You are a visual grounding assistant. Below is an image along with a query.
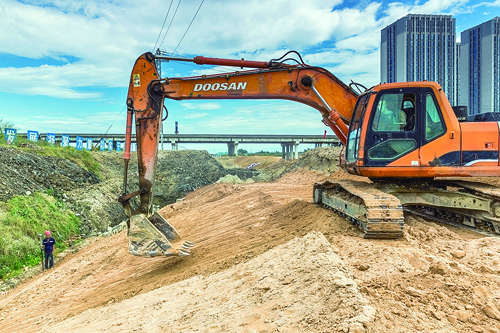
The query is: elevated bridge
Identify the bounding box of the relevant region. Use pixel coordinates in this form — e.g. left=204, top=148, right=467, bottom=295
left=17, top=133, right=340, bottom=159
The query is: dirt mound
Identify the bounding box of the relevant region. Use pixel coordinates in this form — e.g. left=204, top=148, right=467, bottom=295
left=296, top=146, right=342, bottom=173
left=3, top=166, right=500, bottom=333
left=218, top=146, right=344, bottom=182
left=0, top=146, right=100, bottom=201
left=39, top=232, right=374, bottom=333
left=153, top=150, right=226, bottom=207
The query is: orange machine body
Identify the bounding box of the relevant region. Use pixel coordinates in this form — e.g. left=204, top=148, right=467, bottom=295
left=344, top=81, right=500, bottom=178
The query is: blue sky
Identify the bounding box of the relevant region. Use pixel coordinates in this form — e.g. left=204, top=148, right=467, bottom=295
left=1, top=0, right=499, bottom=153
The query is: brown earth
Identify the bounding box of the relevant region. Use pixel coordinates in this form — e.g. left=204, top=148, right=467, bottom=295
left=1, top=147, right=500, bottom=332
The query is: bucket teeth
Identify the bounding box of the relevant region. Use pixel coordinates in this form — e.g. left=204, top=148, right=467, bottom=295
left=128, top=214, right=194, bottom=257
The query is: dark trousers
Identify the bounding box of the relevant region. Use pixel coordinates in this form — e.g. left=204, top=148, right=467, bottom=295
left=44, top=251, right=54, bottom=269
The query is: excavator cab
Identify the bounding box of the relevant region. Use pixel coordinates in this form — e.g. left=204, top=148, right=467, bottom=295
left=345, top=85, right=456, bottom=177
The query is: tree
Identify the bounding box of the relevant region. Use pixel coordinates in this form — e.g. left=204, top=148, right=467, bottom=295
left=0, top=119, right=16, bottom=141
left=237, top=148, right=248, bottom=156
left=0, top=118, right=15, bottom=133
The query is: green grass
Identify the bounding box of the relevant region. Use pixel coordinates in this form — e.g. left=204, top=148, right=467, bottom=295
left=0, top=192, right=80, bottom=279
left=33, top=145, right=100, bottom=176
left=247, top=151, right=282, bottom=157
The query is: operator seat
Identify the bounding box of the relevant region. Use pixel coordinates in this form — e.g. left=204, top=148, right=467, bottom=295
left=403, top=107, right=415, bottom=131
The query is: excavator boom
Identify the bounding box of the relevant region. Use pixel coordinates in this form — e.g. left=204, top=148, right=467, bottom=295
left=158, top=54, right=358, bottom=143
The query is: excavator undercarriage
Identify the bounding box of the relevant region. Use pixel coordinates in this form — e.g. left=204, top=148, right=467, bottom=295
left=313, top=179, right=500, bottom=239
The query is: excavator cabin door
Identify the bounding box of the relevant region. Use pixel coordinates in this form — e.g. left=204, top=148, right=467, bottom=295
left=362, top=88, right=422, bottom=167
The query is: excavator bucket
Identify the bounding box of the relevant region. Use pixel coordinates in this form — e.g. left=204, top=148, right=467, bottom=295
left=128, top=212, right=194, bottom=257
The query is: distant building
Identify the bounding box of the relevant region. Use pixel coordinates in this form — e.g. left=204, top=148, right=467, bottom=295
left=460, top=17, right=500, bottom=115
left=381, top=14, right=458, bottom=105
left=456, top=42, right=461, bottom=105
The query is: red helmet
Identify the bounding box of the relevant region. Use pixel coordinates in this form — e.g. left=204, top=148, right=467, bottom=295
left=45, top=230, right=51, bottom=236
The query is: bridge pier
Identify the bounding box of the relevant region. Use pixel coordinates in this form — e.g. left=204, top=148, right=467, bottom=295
left=171, top=140, right=178, bottom=151
left=281, top=143, right=297, bottom=160
left=281, top=142, right=300, bottom=160
left=228, top=141, right=239, bottom=156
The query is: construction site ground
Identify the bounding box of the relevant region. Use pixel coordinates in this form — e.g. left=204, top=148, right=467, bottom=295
left=1, top=147, right=500, bottom=332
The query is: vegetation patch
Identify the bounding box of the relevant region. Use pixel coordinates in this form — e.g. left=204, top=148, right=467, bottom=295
left=21, top=144, right=101, bottom=176
left=0, top=192, right=79, bottom=279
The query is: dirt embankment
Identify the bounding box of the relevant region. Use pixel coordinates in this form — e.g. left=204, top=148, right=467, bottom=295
left=1, top=146, right=500, bottom=333
left=0, top=147, right=240, bottom=235
left=0, top=146, right=100, bottom=202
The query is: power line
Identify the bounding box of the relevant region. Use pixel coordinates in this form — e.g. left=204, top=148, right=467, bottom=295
left=171, top=0, right=204, bottom=56
left=94, top=105, right=127, bottom=148
left=153, top=0, right=174, bottom=52
left=104, top=105, right=126, bottom=135
left=158, top=0, right=182, bottom=51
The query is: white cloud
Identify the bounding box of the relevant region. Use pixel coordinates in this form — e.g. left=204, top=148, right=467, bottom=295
left=0, top=63, right=121, bottom=98
left=0, top=0, right=478, bottom=105
left=180, top=112, right=210, bottom=119
left=193, top=102, right=221, bottom=110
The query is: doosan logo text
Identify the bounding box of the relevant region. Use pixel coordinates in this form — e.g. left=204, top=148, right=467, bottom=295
left=193, top=82, right=248, bottom=92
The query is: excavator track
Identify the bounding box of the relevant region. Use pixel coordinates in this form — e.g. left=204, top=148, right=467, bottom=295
left=314, top=179, right=500, bottom=239
left=313, top=180, right=405, bottom=239
left=405, top=206, right=500, bottom=238
left=393, top=180, right=500, bottom=236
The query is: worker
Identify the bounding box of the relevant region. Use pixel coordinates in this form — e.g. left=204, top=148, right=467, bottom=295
left=383, top=95, right=406, bottom=131
left=41, top=230, right=56, bottom=269
left=372, top=94, right=406, bottom=132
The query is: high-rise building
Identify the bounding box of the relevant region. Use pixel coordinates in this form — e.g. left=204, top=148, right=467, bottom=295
left=456, top=42, right=461, bottom=104
left=460, top=17, right=500, bottom=115
left=381, top=14, right=458, bottom=105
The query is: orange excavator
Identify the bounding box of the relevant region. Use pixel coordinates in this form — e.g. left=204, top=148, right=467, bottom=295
left=119, top=51, right=500, bottom=257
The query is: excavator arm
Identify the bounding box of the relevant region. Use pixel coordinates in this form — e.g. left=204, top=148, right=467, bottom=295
left=120, top=52, right=358, bottom=257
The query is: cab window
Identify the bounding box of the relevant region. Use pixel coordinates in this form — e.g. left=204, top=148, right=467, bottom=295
left=346, top=93, right=370, bottom=163
left=372, top=93, right=416, bottom=132
left=425, top=93, right=445, bottom=140
left=367, top=139, right=417, bottom=160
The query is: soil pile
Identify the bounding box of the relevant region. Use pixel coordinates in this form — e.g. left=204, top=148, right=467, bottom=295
left=153, top=150, right=226, bottom=207
left=296, top=146, right=342, bottom=173
left=0, top=147, right=233, bottom=234
left=38, top=232, right=375, bottom=333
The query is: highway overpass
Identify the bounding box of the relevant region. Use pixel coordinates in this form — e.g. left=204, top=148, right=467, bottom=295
left=16, top=133, right=340, bottom=159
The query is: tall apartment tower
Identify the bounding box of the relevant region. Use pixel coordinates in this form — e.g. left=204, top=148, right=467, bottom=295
left=381, top=14, right=458, bottom=105
left=460, top=17, right=500, bottom=115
